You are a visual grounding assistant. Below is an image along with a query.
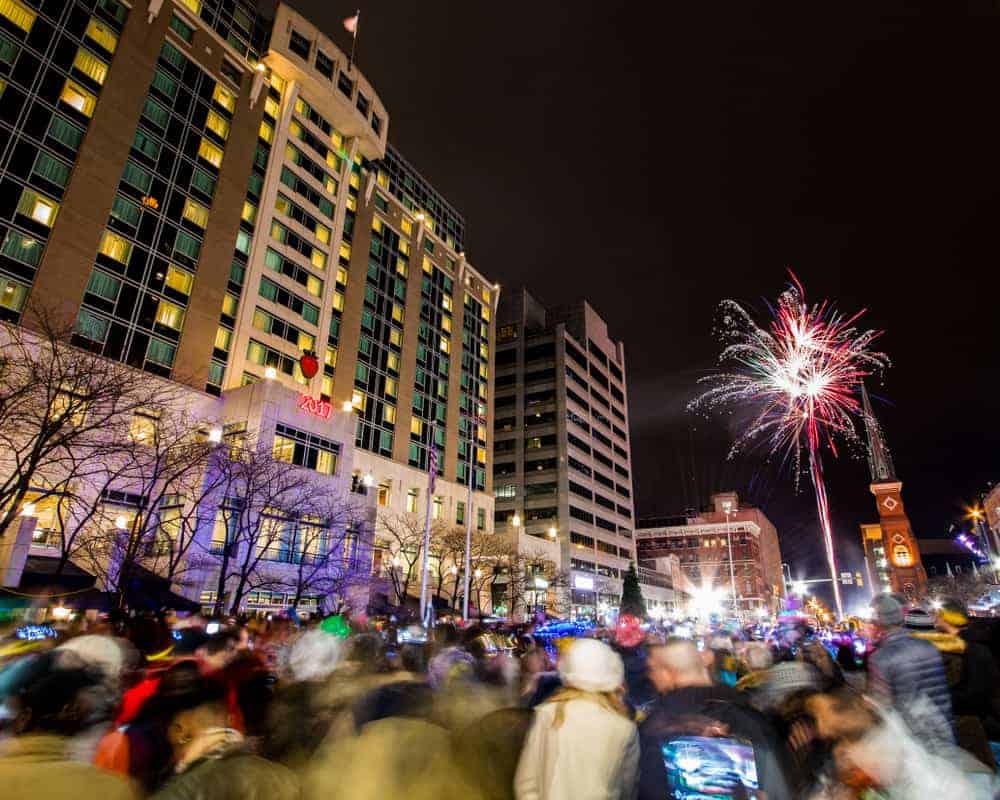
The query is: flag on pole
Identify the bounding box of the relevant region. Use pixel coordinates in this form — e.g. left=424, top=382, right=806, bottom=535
left=343, top=10, right=359, bottom=35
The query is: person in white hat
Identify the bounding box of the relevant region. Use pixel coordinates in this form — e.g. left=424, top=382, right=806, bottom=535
left=514, top=638, right=638, bottom=799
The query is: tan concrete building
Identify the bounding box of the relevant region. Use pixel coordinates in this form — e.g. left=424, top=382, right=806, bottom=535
left=494, top=289, right=676, bottom=619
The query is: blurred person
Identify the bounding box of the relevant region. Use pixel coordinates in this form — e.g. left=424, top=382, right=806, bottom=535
left=912, top=598, right=1000, bottom=769
left=150, top=680, right=297, bottom=800
left=807, top=688, right=994, bottom=800
left=614, top=614, right=657, bottom=710
left=519, top=646, right=559, bottom=707
left=514, top=638, right=638, bottom=800
left=867, top=593, right=954, bottom=750
left=0, top=654, right=136, bottom=800
left=457, top=706, right=534, bottom=800
left=639, top=638, right=794, bottom=800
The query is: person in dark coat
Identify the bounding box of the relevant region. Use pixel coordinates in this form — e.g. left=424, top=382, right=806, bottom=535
left=638, top=638, right=795, bottom=800
left=866, top=593, right=955, bottom=751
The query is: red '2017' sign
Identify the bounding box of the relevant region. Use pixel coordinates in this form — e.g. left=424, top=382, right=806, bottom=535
left=298, top=394, right=332, bottom=420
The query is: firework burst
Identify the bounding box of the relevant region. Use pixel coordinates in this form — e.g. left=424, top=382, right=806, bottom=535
left=691, top=273, right=889, bottom=618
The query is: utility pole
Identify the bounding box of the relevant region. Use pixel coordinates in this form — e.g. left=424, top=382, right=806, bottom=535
left=418, top=423, right=436, bottom=627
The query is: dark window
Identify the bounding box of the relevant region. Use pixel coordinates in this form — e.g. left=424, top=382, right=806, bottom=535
left=569, top=481, right=592, bottom=500
left=565, top=339, right=587, bottom=369
left=595, top=516, right=616, bottom=532
left=289, top=30, right=311, bottom=60
left=571, top=532, right=595, bottom=548
left=371, top=112, right=382, bottom=134
left=337, top=70, right=353, bottom=97
left=220, top=60, right=241, bottom=85
left=356, top=92, right=369, bottom=117
left=569, top=506, right=594, bottom=524
left=315, top=50, right=334, bottom=79
left=567, top=432, right=591, bottom=455
left=567, top=456, right=591, bottom=477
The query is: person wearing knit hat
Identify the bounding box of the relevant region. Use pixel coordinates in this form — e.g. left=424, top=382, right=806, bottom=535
left=867, top=592, right=955, bottom=752
left=515, top=639, right=638, bottom=799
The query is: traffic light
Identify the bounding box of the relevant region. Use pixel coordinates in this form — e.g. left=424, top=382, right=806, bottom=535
left=855, top=572, right=863, bottom=588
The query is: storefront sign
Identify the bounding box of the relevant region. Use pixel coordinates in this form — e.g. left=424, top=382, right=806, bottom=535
left=574, top=575, right=594, bottom=591
left=298, top=394, right=332, bottom=420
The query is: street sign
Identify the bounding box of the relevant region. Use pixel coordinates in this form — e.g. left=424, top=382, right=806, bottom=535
left=840, top=572, right=854, bottom=585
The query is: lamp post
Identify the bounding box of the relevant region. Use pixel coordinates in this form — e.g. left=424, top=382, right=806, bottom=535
left=722, top=500, right=740, bottom=623
left=461, top=407, right=485, bottom=621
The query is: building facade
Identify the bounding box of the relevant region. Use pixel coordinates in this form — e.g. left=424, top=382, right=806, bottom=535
left=493, top=289, right=674, bottom=619
left=858, top=385, right=926, bottom=600
left=636, top=492, right=784, bottom=614
left=0, top=0, right=496, bottom=610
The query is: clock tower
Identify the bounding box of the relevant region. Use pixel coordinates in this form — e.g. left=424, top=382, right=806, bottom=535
left=861, top=384, right=926, bottom=600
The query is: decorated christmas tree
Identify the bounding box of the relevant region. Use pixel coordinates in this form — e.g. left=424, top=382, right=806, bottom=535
left=619, top=561, right=647, bottom=618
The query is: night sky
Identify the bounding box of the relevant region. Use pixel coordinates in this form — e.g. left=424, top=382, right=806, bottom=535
left=285, top=1, right=999, bottom=610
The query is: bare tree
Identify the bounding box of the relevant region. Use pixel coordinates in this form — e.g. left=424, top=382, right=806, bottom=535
left=73, top=403, right=222, bottom=608
left=284, top=489, right=370, bottom=611
left=0, top=308, right=174, bottom=537
left=377, top=512, right=451, bottom=606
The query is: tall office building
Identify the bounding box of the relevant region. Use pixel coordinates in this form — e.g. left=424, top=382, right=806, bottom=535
left=0, top=2, right=497, bottom=514
left=494, top=289, right=674, bottom=618
left=0, top=1, right=496, bottom=607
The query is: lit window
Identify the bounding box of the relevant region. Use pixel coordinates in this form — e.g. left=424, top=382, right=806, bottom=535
left=60, top=80, right=97, bottom=116
left=401, top=218, right=413, bottom=236
left=0, top=0, right=36, bottom=32
left=311, top=248, right=326, bottom=269
left=336, top=266, right=348, bottom=285
left=0, top=270, right=25, bottom=309
left=197, top=138, right=224, bottom=168
left=351, top=390, right=366, bottom=410
left=182, top=198, right=209, bottom=228
left=442, top=295, right=453, bottom=312
left=332, top=291, right=345, bottom=312
left=399, top=240, right=410, bottom=256
left=432, top=496, right=443, bottom=520
left=387, top=352, right=399, bottom=372
left=212, top=84, right=236, bottom=113
left=411, top=418, right=423, bottom=436
left=165, top=264, right=193, bottom=295
left=73, top=48, right=108, bottom=85
left=396, top=258, right=408, bottom=277
left=264, top=96, right=280, bottom=118
left=258, top=120, right=274, bottom=143
left=85, top=18, right=118, bottom=54
left=241, top=201, right=257, bottom=224
left=179, top=0, right=202, bottom=14
left=205, top=110, right=230, bottom=140
left=378, top=484, right=390, bottom=506
left=155, top=300, right=185, bottom=330
left=98, top=230, right=132, bottom=263
left=441, top=317, right=451, bottom=333
left=476, top=447, right=487, bottom=464
left=130, top=410, right=159, bottom=444
left=324, top=347, right=337, bottom=367
left=422, top=256, right=432, bottom=275
left=222, top=292, right=238, bottom=316
left=315, top=224, right=331, bottom=244
left=383, top=404, right=396, bottom=424
left=214, top=327, right=231, bottom=351
left=440, top=337, right=450, bottom=354
left=390, top=328, right=402, bottom=347
left=391, top=304, right=403, bottom=323
left=339, top=241, right=352, bottom=262
left=385, top=377, right=397, bottom=398
left=406, top=489, right=419, bottom=514
left=17, top=189, right=59, bottom=227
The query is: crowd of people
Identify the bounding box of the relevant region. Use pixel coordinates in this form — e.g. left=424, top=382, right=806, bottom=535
left=0, top=591, right=999, bottom=799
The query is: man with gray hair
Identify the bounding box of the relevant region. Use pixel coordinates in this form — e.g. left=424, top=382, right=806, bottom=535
left=638, top=638, right=794, bottom=800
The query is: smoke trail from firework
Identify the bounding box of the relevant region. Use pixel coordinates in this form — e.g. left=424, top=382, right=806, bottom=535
left=691, top=274, right=888, bottom=619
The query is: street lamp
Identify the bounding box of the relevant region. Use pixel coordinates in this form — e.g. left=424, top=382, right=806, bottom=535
left=511, top=512, right=521, bottom=528
left=547, top=526, right=557, bottom=539
left=792, top=581, right=807, bottom=597
left=722, top=500, right=740, bottom=623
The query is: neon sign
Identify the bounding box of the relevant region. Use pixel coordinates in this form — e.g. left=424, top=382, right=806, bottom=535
left=298, top=394, right=332, bottom=420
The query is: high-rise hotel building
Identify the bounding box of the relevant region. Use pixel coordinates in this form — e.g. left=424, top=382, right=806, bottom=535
left=494, top=290, right=675, bottom=618
left=0, top=1, right=496, bottom=588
